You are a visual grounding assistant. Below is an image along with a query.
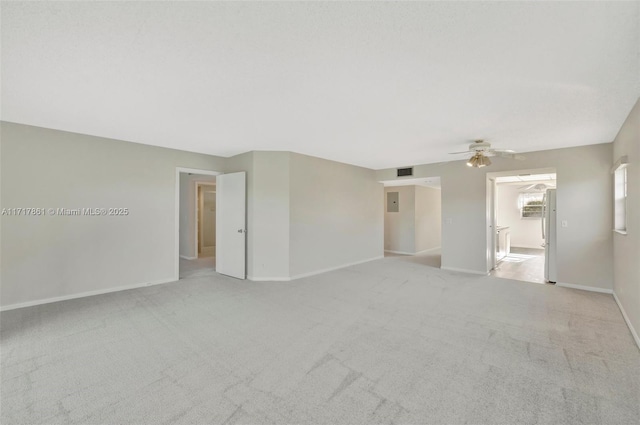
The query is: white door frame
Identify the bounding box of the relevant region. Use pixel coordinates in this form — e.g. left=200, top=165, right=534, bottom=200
left=195, top=181, right=216, bottom=257
left=485, top=167, right=556, bottom=275
left=486, top=176, right=497, bottom=271
left=175, top=167, right=222, bottom=281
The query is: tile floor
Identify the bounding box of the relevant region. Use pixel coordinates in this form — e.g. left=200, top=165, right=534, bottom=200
left=490, top=247, right=547, bottom=284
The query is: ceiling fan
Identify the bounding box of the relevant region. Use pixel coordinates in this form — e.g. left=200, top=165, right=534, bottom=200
left=449, top=140, right=525, bottom=168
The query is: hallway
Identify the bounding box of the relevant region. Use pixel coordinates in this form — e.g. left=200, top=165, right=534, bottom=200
left=179, top=256, right=216, bottom=279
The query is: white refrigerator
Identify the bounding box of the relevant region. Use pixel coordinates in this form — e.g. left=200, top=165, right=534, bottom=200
left=542, top=189, right=557, bottom=283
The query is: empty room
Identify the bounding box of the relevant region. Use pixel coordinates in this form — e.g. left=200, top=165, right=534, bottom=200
left=1, top=2, right=639, bottom=425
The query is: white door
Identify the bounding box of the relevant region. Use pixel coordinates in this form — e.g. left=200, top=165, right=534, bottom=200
left=216, top=172, right=246, bottom=279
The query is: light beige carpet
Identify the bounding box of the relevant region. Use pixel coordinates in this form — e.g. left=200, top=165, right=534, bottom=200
left=2, top=254, right=638, bottom=424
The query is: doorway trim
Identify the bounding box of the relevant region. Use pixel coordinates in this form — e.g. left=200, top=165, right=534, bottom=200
left=175, top=167, right=222, bottom=281
left=486, top=167, right=556, bottom=276
left=487, top=176, right=497, bottom=272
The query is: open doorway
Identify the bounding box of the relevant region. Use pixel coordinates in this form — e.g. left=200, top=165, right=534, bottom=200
left=178, top=170, right=218, bottom=279
left=488, top=170, right=556, bottom=284
left=380, top=177, right=442, bottom=268
left=198, top=183, right=216, bottom=258
left=175, top=168, right=247, bottom=281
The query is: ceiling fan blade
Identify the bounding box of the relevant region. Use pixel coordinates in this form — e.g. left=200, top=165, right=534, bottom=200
left=492, top=151, right=526, bottom=160
left=491, top=149, right=515, bottom=153
left=448, top=150, right=472, bottom=154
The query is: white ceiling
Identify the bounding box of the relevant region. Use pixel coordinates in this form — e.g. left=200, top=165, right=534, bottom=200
left=2, top=2, right=639, bottom=170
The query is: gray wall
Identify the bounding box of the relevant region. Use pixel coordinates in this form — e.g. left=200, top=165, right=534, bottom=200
left=289, top=153, right=383, bottom=278
left=612, top=98, right=640, bottom=345
left=414, top=186, right=441, bottom=253
left=225, top=151, right=383, bottom=280
left=250, top=152, right=290, bottom=280
left=376, top=143, right=614, bottom=290
left=1, top=122, right=226, bottom=308
left=384, top=186, right=416, bottom=253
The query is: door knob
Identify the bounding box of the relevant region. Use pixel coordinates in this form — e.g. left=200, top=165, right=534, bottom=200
left=237, top=229, right=243, bottom=233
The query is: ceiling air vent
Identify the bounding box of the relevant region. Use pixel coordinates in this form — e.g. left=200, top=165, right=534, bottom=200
left=397, top=167, right=413, bottom=177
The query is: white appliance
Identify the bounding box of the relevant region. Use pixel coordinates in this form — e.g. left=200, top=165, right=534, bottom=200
left=542, top=189, right=557, bottom=283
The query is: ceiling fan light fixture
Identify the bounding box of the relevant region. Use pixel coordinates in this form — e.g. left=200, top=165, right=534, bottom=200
left=450, top=139, right=523, bottom=167
left=467, top=153, right=490, bottom=168
left=480, top=155, right=491, bottom=167
left=467, top=154, right=480, bottom=167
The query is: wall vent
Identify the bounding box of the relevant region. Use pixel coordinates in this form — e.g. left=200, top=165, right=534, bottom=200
left=397, top=167, right=413, bottom=177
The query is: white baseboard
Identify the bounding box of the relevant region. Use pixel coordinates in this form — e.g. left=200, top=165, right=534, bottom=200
left=180, top=255, right=197, bottom=260
left=247, top=275, right=291, bottom=282
left=384, top=247, right=441, bottom=256
left=441, top=266, right=488, bottom=276
left=290, top=256, right=384, bottom=280
left=555, top=282, right=613, bottom=294
left=613, top=291, right=640, bottom=350
left=0, top=277, right=177, bottom=312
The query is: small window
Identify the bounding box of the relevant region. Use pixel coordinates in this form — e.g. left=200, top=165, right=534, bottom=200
left=518, top=193, right=544, bottom=218
left=614, top=164, right=627, bottom=233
